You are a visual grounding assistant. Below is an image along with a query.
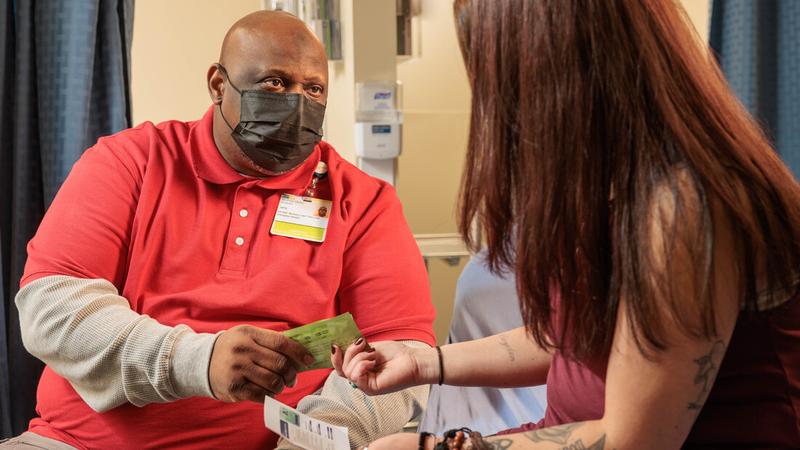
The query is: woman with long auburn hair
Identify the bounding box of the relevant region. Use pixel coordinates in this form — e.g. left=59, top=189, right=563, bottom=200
left=332, top=0, right=800, bottom=448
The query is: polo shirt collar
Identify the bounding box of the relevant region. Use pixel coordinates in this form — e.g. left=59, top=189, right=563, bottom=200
left=190, top=106, right=321, bottom=191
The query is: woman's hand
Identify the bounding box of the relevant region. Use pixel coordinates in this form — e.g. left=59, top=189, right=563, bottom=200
left=330, top=338, right=439, bottom=395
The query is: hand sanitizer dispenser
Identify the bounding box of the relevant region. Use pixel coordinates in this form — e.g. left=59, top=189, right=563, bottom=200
left=355, top=122, right=401, bottom=160
left=354, top=82, right=402, bottom=183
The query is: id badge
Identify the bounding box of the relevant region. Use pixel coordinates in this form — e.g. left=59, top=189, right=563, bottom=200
left=271, top=194, right=332, bottom=243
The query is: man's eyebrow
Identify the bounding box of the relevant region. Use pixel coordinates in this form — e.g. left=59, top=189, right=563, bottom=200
left=303, top=75, right=326, bottom=85
left=258, top=68, right=326, bottom=85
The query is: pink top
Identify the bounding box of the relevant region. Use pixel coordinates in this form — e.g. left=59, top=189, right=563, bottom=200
left=503, top=292, right=800, bottom=448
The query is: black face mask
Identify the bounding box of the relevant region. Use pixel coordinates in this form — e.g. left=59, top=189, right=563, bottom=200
left=216, top=64, right=326, bottom=174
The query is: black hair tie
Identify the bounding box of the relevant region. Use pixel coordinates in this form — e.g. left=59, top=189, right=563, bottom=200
left=419, top=432, right=433, bottom=450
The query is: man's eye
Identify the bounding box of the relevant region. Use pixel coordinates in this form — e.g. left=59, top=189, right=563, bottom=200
left=308, top=86, right=324, bottom=95
left=264, top=78, right=284, bottom=88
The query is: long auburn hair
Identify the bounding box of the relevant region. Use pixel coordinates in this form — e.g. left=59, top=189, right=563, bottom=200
left=455, top=0, right=800, bottom=357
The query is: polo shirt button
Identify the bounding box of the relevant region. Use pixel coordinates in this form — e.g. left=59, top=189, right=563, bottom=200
left=235, top=236, right=245, bottom=246
left=239, top=209, right=248, bottom=218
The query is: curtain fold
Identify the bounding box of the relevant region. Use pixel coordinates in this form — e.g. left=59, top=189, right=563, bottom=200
left=1, top=0, right=15, bottom=438
left=710, top=0, right=800, bottom=178
left=0, top=0, right=134, bottom=437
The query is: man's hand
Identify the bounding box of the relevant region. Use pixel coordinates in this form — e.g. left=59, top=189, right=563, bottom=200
left=209, top=325, right=315, bottom=403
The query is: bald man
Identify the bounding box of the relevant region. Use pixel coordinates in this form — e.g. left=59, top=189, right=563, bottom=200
left=5, top=11, right=435, bottom=450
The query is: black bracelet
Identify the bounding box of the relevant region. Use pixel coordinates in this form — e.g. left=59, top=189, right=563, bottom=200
left=419, top=432, right=433, bottom=450
left=436, top=427, right=475, bottom=450
left=435, top=345, right=445, bottom=385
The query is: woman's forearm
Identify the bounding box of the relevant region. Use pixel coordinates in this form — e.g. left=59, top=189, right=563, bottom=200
left=418, top=326, right=551, bottom=388
left=478, top=421, right=610, bottom=450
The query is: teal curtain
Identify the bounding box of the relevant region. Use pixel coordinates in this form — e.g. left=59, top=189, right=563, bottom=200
left=0, top=0, right=134, bottom=436
left=710, top=0, right=800, bottom=179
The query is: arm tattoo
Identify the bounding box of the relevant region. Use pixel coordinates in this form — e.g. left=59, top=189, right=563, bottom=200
left=499, top=335, right=516, bottom=362
left=524, top=422, right=582, bottom=444
left=484, top=438, right=513, bottom=450
left=559, top=434, right=607, bottom=450
left=484, top=435, right=605, bottom=450
left=585, top=434, right=607, bottom=450
left=688, top=339, right=726, bottom=410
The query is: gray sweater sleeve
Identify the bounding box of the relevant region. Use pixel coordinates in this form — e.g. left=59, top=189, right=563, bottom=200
left=15, top=275, right=218, bottom=412
left=276, top=341, right=431, bottom=450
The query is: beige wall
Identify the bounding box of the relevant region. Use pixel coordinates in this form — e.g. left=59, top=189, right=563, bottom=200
left=394, top=1, right=470, bottom=342
left=322, top=0, right=355, bottom=161
left=396, top=1, right=470, bottom=235
left=132, top=0, right=710, bottom=125
left=682, top=0, right=711, bottom=41
left=131, top=0, right=711, bottom=344
left=131, top=0, right=261, bottom=125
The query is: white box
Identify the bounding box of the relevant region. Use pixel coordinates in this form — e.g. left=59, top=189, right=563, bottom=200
left=354, top=121, right=402, bottom=159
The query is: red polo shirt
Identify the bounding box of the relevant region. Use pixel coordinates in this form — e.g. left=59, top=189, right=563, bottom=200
left=21, top=107, right=436, bottom=450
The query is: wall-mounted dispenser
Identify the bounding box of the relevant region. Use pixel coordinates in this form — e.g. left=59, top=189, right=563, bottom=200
left=354, top=81, right=402, bottom=185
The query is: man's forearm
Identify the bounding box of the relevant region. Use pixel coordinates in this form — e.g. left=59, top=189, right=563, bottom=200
left=16, top=275, right=217, bottom=411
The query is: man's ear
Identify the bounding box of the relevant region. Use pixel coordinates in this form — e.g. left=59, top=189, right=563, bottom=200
left=207, top=64, right=225, bottom=104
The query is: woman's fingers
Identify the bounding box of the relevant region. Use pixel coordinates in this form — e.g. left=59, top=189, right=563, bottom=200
left=351, top=359, right=378, bottom=385
left=333, top=339, right=378, bottom=382
left=342, top=347, right=377, bottom=377
left=347, top=354, right=378, bottom=380
left=331, top=344, right=345, bottom=377
left=342, top=337, right=369, bottom=366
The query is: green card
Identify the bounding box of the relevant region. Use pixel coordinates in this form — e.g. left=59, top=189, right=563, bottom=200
left=283, top=313, right=363, bottom=371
